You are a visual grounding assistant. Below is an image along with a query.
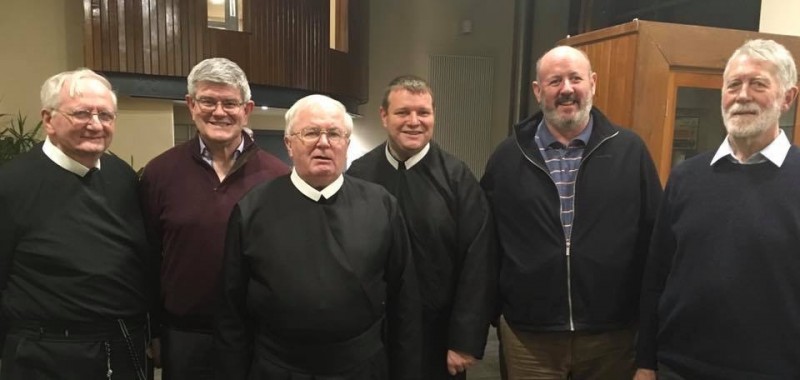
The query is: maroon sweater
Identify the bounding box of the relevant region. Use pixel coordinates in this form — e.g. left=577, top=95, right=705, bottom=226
left=140, top=134, right=289, bottom=329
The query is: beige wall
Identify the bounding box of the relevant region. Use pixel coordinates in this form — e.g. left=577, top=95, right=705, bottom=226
left=0, top=0, right=177, bottom=170
left=759, top=0, right=800, bottom=36
left=0, top=0, right=83, bottom=123
left=114, top=98, right=175, bottom=171
left=360, top=0, right=515, bottom=155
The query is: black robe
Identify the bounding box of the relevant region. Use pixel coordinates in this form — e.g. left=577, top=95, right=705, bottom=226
left=216, top=175, right=421, bottom=380
left=348, top=142, right=497, bottom=379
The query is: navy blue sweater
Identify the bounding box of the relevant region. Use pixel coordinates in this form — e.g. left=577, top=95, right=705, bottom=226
left=637, top=148, right=800, bottom=379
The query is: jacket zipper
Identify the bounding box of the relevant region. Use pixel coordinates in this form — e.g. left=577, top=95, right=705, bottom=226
left=514, top=129, right=619, bottom=331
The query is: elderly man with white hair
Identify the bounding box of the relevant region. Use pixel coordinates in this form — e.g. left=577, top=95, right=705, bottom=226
left=635, top=39, right=800, bottom=380
left=0, top=69, right=154, bottom=380
left=215, top=94, right=421, bottom=380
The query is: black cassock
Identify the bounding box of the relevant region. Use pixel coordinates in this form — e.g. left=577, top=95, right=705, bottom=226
left=348, top=142, right=497, bottom=379
left=216, top=175, right=421, bottom=380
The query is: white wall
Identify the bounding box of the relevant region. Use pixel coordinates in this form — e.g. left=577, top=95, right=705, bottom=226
left=359, top=0, right=516, bottom=156
left=759, top=0, right=800, bottom=36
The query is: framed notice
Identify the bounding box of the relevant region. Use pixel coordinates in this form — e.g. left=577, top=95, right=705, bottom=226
left=673, top=111, right=699, bottom=150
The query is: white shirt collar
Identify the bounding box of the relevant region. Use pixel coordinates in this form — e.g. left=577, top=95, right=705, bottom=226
left=42, top=137, right=101, bottom=177
left=384, top=142, right=430, bottom=170
left=710, top=129, right=791, bottom=167
left=290, top=168, right=344, bottom=201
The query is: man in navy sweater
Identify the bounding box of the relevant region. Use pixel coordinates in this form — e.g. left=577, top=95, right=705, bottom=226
left=635, top=39, right=800, bottom=380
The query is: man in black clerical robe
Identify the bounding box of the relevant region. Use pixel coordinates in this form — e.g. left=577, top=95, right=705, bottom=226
left=348, top=75, right=497, bottom=379
left=216, top=94, right=421, bottom=380
left=0, top=69, right=154, bottom=380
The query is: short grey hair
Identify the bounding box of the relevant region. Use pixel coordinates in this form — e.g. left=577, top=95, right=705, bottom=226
left=725, top=39, right=798, bottom=91
left=40, top=68, right=117, bottom=111
left=284, top=94, right=354, bottom=136
left=187, top=57, right=252, bottom=102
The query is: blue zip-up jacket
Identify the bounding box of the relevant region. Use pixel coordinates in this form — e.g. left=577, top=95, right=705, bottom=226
left=480, top=107, right=662, bottom=332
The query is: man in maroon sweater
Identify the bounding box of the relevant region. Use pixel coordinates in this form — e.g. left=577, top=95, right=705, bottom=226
left=139, top=57, right=289, bottom=380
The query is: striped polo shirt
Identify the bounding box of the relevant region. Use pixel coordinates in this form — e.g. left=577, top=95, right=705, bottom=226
left=534, top=117, right=593, bottom=242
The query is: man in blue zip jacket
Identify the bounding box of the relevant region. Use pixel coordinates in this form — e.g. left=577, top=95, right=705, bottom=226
left=480, top=45, right=662, bottom=379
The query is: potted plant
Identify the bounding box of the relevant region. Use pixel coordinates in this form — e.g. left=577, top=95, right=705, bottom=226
left=0, top=112, right=43, bottom=165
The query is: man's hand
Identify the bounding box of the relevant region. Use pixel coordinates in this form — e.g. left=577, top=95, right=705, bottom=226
left=446, top=350, right=477, bottom=375
left=633, top=368, right=656, bottom=380
left=146, top=338, right=162, bottom=368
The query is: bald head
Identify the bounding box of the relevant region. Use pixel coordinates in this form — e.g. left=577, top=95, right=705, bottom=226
left=536, top=46, right=593, bottom=82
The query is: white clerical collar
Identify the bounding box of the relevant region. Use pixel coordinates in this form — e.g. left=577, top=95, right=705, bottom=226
left=711, top=129, right=791, bottom=167
left=384, top=142, right=430, bottom=170
left=42, top=137, right=101, bottom=177
left=290, top=168, right=344, bottom=201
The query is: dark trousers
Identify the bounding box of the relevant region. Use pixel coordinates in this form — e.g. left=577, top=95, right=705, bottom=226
left=498, top=316, right=635, bottom=380
left=0, top=324, right=151, bottom=380
left=161, top=327, right=214, bottom=380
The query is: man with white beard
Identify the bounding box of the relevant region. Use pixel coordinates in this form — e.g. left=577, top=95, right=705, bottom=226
left=635, top=39, right=800, bottom=380
left=481, top=45, right=662, bottom=379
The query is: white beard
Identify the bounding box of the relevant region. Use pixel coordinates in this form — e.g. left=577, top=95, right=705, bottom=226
left=722, top=101, right=781, bottom=139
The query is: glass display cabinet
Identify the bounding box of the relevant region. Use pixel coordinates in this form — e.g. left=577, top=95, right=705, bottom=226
left=559, top=20, right=800, bottom=183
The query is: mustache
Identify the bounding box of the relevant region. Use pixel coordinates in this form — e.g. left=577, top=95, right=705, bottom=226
left=555, top=94, right=578, bottom=105
left=727, top=103, right=760, bottom=114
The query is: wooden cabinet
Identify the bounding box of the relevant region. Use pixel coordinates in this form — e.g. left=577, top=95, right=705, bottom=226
left=559, top=20, right=800, bottom=183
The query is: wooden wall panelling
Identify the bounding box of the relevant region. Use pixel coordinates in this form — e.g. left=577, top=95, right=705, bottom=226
left=83, top=0, right=368, bottom=103
left=91, top=0, right=102, bottom=69
left=208, top=29, right=251, bottom=76
left=165, top=0, right=174, bottom=76
left=157, top=0, right=167, bottom=74
left=119, top=0, right=129, bottom=72
left=108, top=0, right=119, bottom=71
left=83, top=1, right=94, bottom=68
left=142, top=0, right=151, bottom=74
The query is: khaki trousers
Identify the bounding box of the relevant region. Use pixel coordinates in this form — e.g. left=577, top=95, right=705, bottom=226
left=498, top=316, right=635, bottom=380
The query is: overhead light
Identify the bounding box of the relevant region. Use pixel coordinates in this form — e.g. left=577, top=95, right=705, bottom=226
left=260, top=106, right=269, bottom=111
left=210, top=0, right=224, bottom=5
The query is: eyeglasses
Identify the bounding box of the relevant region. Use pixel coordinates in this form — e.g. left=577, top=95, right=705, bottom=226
left=56, top=109, right=116, bottom=125
left=290, top=127, right=350, bottom=144
left=193, top=97, right=245, bottom=112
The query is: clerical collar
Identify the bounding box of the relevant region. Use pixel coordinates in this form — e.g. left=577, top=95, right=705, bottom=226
left=710, top=129, right=790, bottom=167
left=290, top=168, right=344, bottom=201
left=198, top=135, right=245, bottom=166
left=385, top=142, right=430, bottom=170
left=42, top=137, right=101, bottom=177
